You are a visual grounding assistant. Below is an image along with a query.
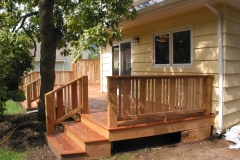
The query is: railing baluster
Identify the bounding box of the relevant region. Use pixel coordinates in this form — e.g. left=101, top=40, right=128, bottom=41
left=68, top=85, right=70, bottom=110
left=57, top=89, right=64, bottom=118
left=183, top=78, right=189, bottom=110
left=155, top=78, right=162, bottom=113
left=170, top=78, right=176, bottom=111
left=26, top=84, right=31, bottom=108
left=139, top=79, right=146, bottom=114
left=151, top=79, right=154, bottom=113
left=147, top=79, right=151, bottom=113
left=123, top=79, right=131, bottom=115
left=71, top=82, right=78, bottom=110
left=195, top=78, right=200, bottom=109
left=64, top=87, right=67, bottom=114
left=118, top=79, right=122, bottom=116
left=79, top=78, right=82, bottom=108
left=135, top=79, right=139, bottom=114
left=131, top=79, right=135, bottom=115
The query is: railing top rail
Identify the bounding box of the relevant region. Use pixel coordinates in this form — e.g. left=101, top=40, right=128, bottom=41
left=45, top=77, right=83, bottom=95
left=74, top=59, right=100, bottom=62
left=22, top=71, right=39, bottom=78
left=26, top=77, right=41, bottom=86
left=106, top=74, right=214, bottom=79
left=54, top=71, right=72, bottom=73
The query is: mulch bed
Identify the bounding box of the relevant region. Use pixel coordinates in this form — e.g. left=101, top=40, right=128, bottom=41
left=0, top=113, right=56, bottom=159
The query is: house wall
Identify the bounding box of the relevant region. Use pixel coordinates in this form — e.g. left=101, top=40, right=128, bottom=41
left=222, top=4, right=240, bottom=130
left=101, top=4, right=240, bottom=131
left=101, top=5, right=221, bottom=108
left=32, top=55, right=72, bottom=72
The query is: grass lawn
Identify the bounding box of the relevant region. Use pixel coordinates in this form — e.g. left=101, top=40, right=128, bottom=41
left=0, top=149, right=26, bottom=160
left=3, top=100, right=25, bottom=115
left=1, top=101, right=26, bottom=159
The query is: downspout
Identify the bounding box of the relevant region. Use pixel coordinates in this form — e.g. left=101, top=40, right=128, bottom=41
left=203, top=0, right=223, bottom=135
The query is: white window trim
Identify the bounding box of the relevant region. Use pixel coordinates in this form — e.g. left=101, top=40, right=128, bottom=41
left=152, top=26, right=193, bottom=68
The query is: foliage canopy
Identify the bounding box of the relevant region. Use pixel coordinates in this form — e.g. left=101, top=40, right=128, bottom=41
left=0, top=29, right=34, bottom=116
left=0, top=0, right=137, bottom=119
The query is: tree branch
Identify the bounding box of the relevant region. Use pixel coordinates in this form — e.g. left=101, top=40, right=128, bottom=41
left=12, top=11, right=39, bottom=57
left=23, top=27, right=37, bottom=57
left=12, top=11, right=39, bottom=32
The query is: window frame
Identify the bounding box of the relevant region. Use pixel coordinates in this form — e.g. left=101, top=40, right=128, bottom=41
left=153, top=27, right=193, bottom=68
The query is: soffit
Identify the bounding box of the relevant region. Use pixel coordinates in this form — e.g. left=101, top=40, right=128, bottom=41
left=123, top=0, right=240, bottom=30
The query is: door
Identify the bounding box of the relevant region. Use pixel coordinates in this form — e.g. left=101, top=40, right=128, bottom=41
left=112, top=42, right=131, bottom=76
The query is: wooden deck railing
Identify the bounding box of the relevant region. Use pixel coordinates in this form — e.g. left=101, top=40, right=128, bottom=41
left=72, top=60, right=100, bottom=83
left=107, top=75, right=213, bottom=128
left=26, top=78, right=41, bottom=108
left=23, top=71, right=73, bottom=109
left=21, top=72, right=40, bottom=91
left=45, top=76, right=88, bottom=135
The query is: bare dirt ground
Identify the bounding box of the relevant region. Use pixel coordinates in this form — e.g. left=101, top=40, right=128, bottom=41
left=0, top=113, right=240, bottom=160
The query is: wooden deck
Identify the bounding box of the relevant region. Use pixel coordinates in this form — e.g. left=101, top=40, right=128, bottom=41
left=21, top=74, right=215, bottom=159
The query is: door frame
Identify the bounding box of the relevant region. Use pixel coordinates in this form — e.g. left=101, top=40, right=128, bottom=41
left=110, top=38, right=132, bottom=76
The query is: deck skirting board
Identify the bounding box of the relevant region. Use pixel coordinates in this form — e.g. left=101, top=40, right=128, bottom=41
left=108, top=116, right=214, bottom=141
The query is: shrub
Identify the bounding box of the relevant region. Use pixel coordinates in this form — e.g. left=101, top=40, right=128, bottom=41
left=0, top=29, right=34, bottom=116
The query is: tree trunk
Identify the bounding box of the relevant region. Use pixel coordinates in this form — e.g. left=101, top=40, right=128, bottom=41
left=38, top=0, right=63, bottom=120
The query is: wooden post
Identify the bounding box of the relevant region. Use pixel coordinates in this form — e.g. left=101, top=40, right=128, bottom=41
left=71, top=82, right=78, bottom=110
left=26, top=84, right=31, bottom=108
left=107, top=77, right=117, bottom=128
left=45, top=93, right=55, bottom=135
left=204, top=76, right=213, bottom=115
left=82, top=76, right=88, bottom=114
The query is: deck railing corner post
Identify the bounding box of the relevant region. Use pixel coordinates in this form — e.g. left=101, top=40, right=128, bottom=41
left=45, top=93, right=55, bottom=135
left=82, top=76, right=88, bottom=114
left=204, top=75, right=213, bottom=115
left=107, top=77, right=118, bottom=128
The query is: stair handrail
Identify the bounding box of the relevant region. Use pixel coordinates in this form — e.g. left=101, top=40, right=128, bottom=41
left=45, top=76, right=88, bottom=135
left=21, top=72, right=40, bottom=91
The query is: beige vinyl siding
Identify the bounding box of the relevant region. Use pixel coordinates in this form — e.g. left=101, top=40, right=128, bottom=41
left=101, top=50, right=111, bottom=92
left=222, top=110, right=240, bottom=130
left=118, top=6, right=222, bottom=121
left=222, top=4, right=240, bottom=130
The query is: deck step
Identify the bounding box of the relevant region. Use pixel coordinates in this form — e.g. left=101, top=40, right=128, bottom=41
left=45, top=132, right=88, bottom=159
left=62, top=121, right=111, bottom=159
left=62, top=121, right=108, bottom=142
left=81, top=114, right=109, bottom=138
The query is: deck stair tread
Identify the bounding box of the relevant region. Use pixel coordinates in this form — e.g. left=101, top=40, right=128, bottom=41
left=45, top=132, right=85, bottom=155
left=62, top=121, right=108, bottom=143
left=81, top=113, right=109, bottom=129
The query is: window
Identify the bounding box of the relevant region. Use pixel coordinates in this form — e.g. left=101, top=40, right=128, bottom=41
left=153, top=28, right=192, bottom=67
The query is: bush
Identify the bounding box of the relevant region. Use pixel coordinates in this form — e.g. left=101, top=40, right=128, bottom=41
left=0, top=29, right=34, bottom=116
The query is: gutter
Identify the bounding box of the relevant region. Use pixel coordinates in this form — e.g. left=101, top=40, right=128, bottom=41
left=203, top=0, right=223, bottom=135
